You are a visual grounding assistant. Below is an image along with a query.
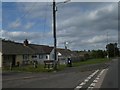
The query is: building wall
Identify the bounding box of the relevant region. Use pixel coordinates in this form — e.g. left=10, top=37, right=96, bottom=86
left=35, top=54, right=50, bottom=64
left=2, top=55, right=14, bottom=66
left=49, top=49, right=54, bottom=60
left=50, top=49, right=67, bottom=65
left=58, top=56, right=67, bottom=64
left=49, top=49, right=58, bottom=60
left=2, top=53, right=57, bottom=66
left=16, top=54, right=33, bottom=65
left=16, top=55, right=23, bottom=65
left=28, top=55, right=33, bottom=62
left=15, top=54, right=51, bottom=65
left=2, top=51, right=71, bottom=66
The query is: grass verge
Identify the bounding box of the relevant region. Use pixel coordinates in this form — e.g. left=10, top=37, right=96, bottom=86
left=73, top=58, right=111, bottom=67
left=2, top=64, right=66, bottom=73
left=2, top=58, right=111, bottom=72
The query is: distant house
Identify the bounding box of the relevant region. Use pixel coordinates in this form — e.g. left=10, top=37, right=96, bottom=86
left=56, top=48, right=72, bottom=64
left=0, top=39, right=82, bottom=67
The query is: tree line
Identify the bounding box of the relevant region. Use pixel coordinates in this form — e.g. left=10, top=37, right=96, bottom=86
left=77, top=43, right=120, bottom=59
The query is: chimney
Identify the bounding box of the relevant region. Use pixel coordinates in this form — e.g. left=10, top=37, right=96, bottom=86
left=23, top=39, right=29, bottom=46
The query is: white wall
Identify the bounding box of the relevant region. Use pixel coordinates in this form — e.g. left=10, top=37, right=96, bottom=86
left=16, top=55, right=23, bottom=65
left=34, top=54, right=51, bottom=64
left=49, top=49, right=54, bottom=60
left=49, top=48, right=59, bottom=60
left=49, top=49, right=67, bottom=65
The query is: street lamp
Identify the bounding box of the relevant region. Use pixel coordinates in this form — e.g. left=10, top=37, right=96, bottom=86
left=64, top=41, right=69, bottom=49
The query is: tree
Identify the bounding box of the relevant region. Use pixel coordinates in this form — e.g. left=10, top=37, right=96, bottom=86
left=90, top=50, right=105, bottom=58
left=84, top=53, right=90, bottom=60
left=106, top=43, right=119, bottom=58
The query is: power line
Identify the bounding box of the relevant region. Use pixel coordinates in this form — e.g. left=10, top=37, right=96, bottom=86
left=42, top=2, right=49, bottom=45
left=9, top=2, right=38, bottom=30
left=8, top=2, right=51, bottom=44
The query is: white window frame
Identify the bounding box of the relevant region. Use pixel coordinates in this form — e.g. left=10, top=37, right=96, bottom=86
left=39, top=55, right=43, bottom=59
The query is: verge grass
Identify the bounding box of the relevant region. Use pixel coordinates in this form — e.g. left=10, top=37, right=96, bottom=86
left=3, top=58, right=111, bottom=72
left=2, top=64, right=66, bottom=73
left=73, top=58, right=111, bottom=67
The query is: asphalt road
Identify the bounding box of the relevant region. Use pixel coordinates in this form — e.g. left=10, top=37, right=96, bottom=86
left=2, top=60, right=112, bottom=89
left=3, top=69, right=93, bottom=88
left=100, top=58, right=118, bottom=89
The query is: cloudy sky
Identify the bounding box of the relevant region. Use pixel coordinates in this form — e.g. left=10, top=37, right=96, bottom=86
left=1, top=1, right=118, bottom=50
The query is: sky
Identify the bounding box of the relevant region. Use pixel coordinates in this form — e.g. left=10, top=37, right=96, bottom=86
left=1, top=1, right=119, bottom=51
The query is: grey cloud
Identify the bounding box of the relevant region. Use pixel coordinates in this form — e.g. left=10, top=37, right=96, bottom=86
left=58, top=3, right=117, bottom=31
left=56, top=3, right=118, bottom=50
left=17, top=2, right=52, bottom=19
left=2, top=2, right=118, bottom=50
left=1, top=30, right=52, bottom=42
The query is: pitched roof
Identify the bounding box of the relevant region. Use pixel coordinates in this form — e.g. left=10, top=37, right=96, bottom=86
left=56, top=48, right=81, bottom=57
left=29, top=44, right=53, bottom=54
left=0, top=39, right=53, bottom=55
left=57, top=48, right=72, bottom=57
left=0, top=39, right=77, bottom=56
left=1, top=40, right=35, bottom=55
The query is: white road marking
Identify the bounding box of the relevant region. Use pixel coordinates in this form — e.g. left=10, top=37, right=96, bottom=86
left=76, top=86, right=82, bottom=88
left=90, top=83, right=96, bottom=87
left=97, top=75, right=100, bottom=78
left=87, top=69, right=107, bottom=90
left=88, top=86, right=94, bottom=88
left=87, top=86, right=94, bottom=90
left=93, top=80, right=98, bottom=83
left=79, top=82, right=86, bottom=86
left=96, top=77, right=100, bottom=80
left=90, top=74, right=94, bottom=77
left=75, top=69, right=99, bottom=90
left=87, top=76, right=92, bottom=79
left=85, top=79, right=89, bottom=82
left=94, top=68, right=109, bottom=88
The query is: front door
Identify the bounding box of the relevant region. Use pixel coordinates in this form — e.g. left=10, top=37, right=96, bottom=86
left=12, top=55, right=16, bottom=66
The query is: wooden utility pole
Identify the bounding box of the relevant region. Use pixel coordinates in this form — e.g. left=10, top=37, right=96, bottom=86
left=52, top=0, right=70, bottom=70
left=107, top=32, right=109, bottom=59
left=53, top=0, right=57, bottom=70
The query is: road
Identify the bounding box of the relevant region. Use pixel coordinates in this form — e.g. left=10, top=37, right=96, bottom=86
left=2, top=69, right=93, bottom=88
left=2, top=58, right=118, bottom=89
left=100, top=58, right=118, bottom=89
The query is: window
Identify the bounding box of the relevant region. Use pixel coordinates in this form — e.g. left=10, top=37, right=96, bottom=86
left=23, top=55, right=29, bottom=61
left=23, top=55, right=29, bottom=64
left=46, top=55, right=48, bottom=59
left=39, top=55, right=43, bottom=59
left=32, top=55, right=37, bottom=58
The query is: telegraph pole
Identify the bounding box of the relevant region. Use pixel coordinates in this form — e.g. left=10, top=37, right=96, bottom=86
left=107, top=32, right=109, bottom=59
left=53, top=0, right=57, bottom=70
left=52, top=0, right=70, bottom=70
